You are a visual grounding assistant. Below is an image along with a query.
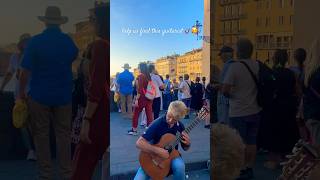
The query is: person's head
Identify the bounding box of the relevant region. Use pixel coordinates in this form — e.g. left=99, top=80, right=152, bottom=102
left=236, top=38, right=253, bottom=59
left=202, top=77, right=206, bottom=82
left=166, top=101, right=188, bottom=125
left=139, top=63, right=151, bottom=80
left=166, top=74, right=170, bottom=79
left=122, top=63, right=131, bottom=71
left=173, top=78, right=177, bottom=83
left=148, top=64, right=156, bottom=74
left=294, top=48, right=307, bottom=68
left=272, top=49, right=288, bottom=68
left=219, top=46, right=234, bottom=62
left=90, top=2, right=109, bottom=40
left=184, top=74, right=189, bottom=80
left=38, top=6, right=68, bottom=28
left=196, top=77, right=200, bottom=82
left=17, top=33, right=31, bottom=53
left=212, top=124, right=245, bottom=180
left=179, top=76, right=183, bottom=82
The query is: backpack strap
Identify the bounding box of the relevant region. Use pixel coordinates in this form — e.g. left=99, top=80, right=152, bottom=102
left=239, top=61, right=259, bottom=88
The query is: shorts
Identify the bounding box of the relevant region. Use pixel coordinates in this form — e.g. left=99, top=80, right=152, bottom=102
left=230, top=113, right=260, bottom=145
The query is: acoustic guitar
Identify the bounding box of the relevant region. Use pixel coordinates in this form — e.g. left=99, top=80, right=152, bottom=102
left=278, top=139, right=320, bottom=180
left=139, top=106, right=210, bottom=180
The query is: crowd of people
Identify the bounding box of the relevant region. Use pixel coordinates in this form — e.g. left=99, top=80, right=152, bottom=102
left=0, top=4, right=109, bottom=180
left=211, top=38, right=320, bottom=180
left=110, top=62, right=212, bottom=135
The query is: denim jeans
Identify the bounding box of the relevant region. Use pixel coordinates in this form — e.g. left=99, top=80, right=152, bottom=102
left=163, top=93, right=172, bottom=110
left=134, top=157, right=185, bottom=180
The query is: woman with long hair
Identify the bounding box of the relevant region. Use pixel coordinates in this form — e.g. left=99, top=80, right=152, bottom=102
left=128, top=62, right=154, bottom=135
left=263, top=49, right=300, bottom=169
left=71, top=3, right=109, bottom=179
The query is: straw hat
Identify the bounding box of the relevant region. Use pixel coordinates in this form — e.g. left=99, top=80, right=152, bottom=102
left=38, top=6, right=68, bottom=25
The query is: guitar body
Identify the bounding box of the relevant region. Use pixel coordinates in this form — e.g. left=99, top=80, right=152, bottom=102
left=139, top=133, right=180, bottom=180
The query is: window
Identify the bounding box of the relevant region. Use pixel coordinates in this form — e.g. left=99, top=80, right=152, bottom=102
left=278, top=16, right=284, bottom=25
left=266, top=0, right=271, bottom=9
left=290, top=15, right=293, bottom=24
left=279, top=0, right=285, bottom=8
left=291, top=0, right=294, bottom=7
left=256, top=17, right=261, bottom=27
left=265, top=17, right=271, bottom=27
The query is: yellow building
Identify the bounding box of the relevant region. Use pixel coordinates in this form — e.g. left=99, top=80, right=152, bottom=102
left=155, top=55, right=178, bottom=79
left=213, top=0, right=294, bottom=67
left=177, top=49, right=203, bottom=81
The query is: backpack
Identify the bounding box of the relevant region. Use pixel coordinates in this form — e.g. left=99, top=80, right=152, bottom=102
left=239, top=60, right=277, bottom=109
left=186, top=81, right=195, bottom=96
left=144, top=81, right=157, bottom=100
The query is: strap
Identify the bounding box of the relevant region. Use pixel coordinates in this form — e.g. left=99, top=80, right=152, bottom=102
left=239, top=61, right=259, bottom=87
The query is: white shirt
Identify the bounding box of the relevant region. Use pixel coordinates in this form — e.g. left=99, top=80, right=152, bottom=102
left=179, top=80, right=192, bottom=99
left=151, top=73, right=164, bottom=98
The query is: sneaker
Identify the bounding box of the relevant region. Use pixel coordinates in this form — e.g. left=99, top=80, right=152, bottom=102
left=26, top=150, right=37, bottom=161
left=118, top=109, right=121, bottom=113
left=127, top=129, right=138, bottom=136
left=236, top=168, right=253, bottom=180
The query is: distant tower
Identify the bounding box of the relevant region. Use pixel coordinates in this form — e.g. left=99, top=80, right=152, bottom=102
left=202, top=0, right=210, bottom=83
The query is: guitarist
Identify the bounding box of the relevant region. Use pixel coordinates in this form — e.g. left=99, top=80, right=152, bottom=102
left=134, top=101, right=191, bottom=180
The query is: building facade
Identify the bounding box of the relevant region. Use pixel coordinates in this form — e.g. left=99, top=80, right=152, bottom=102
left=155, top=55, right=178, bottom=79
left=213, top=0, right=294, bottom=67
left=177, top=49, right=203, bottom=81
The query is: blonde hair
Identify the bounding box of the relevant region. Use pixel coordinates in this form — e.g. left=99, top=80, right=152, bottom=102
left=167, top=101, right=188, bottom=120
left=211, top=124, right=245, bottom=180
left=305, top=37, right=320, bottom=87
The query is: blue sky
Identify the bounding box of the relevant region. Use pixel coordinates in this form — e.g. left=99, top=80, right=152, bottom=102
left=111, top=0, right=204, bottom=75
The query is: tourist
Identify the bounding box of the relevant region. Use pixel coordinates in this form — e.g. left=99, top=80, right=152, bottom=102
left=163, top=74, right=172, bottom=111
left=191, top=77, right=204, bottom=114
left=263, top=49, right=300, bottom=169
left=178, top=76, right=183, bottom=100
left=19, top=6, right=78, bottom=179
left=172, top=78, right=179, bottom=101
left=179, top=74, right=192, bottom=119
left=71, top=45, right=91, bottom=156
left=222, top=38, right=261, bottom=179
left=0, top=33, right=36, bottom=161
left=128, top=63, right=154, bottom=135
left=302, top=38, right=320, bottom=180
left=149, top=64, right=164, bottom=119
left=134, top=101, right=190, bottom=180
left=217, top=46, right=234, bottom=125
left=71, top=3, right=109, bottom=179
left=117, top=63, right=135, bottom=118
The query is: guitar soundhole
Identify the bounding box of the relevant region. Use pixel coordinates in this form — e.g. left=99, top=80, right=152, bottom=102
left=164, top=145, right=173, bottom=153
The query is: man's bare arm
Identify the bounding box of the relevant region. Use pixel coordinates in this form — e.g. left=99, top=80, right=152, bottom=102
left=18, top=69, right=30, bottom=99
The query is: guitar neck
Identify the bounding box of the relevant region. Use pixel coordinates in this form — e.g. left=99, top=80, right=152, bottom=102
left=172, top=116, right=202, bottom=147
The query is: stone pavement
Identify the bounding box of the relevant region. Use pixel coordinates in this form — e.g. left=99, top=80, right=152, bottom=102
left=110, top=111, right=210, bottom=179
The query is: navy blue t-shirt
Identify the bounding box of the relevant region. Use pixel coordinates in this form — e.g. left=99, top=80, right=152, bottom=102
left=142, top=114, right=185, bottom=150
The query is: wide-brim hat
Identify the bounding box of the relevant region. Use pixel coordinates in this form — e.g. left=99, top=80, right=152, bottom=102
left=38, top=6, right=68, bottom=25
left=122, top=63, right=131, bottom=69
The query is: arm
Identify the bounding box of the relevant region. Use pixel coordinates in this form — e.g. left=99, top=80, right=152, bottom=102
left=18, top=69, right=30, bottom=99
left=136, top=137, right=166, bottom=156
left=221, top=64, right=235, bottom=98
left=84, top=41, right=108, bottom=120
left=0, top=72, right=13, bottom=92
left=0, top=55, right=16, bottom=92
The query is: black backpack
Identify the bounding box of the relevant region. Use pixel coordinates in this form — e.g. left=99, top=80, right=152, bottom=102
left=186, top=81, right=196, bottom=96
left=239, top=60, right=277, bottom=109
